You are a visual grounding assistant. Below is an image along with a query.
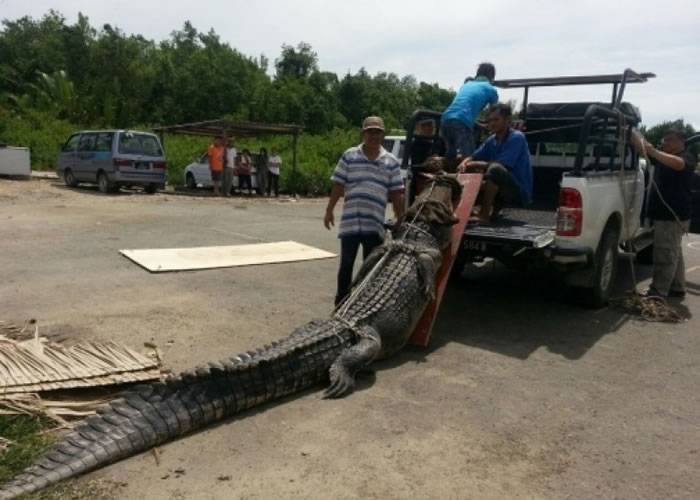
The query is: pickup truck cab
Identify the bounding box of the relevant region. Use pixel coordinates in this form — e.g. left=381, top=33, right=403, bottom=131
left=403, top=70, right=698, bottom=306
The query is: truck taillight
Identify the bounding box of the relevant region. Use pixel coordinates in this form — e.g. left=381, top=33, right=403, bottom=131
left=153, top=161, right=167, bottom=170
left=113, top=159, right=130, bottom=170
left=556, top=188, right=583, bottom=237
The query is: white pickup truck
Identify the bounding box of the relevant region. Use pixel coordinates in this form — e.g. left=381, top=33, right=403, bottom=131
left=404, top=70, right=699, bottom=307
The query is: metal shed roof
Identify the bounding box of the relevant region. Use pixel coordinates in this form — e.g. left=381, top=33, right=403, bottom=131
left=153, top=119, right=302, bottom=138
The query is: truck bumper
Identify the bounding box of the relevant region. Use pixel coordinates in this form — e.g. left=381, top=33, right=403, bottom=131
left=545, top=245, right=593, bottom=265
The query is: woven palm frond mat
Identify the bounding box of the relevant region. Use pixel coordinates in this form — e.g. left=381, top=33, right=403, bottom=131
left=0, top=321, right=162, bottom=395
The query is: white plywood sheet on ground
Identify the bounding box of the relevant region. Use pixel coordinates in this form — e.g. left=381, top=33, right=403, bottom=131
left=120, top=241, right=335, bottom=272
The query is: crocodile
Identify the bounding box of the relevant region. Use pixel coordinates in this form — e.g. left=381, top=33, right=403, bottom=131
left=0, top=175, right=462, bottom=499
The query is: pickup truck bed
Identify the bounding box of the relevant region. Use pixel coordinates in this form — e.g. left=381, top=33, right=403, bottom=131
left=465, top=208, right=556, bottom=249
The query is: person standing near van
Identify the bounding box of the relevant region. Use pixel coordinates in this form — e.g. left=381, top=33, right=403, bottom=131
left=237, top=149, right=253, bottom=195
left=267, top=149, right=282, bottom=197
left=441, top=62, right=499, bottom=159
left=223, top=137, right=237, bottom=197
left=207, top=137, right=225, bottom=196
left=255, top=148, right=269, bottom=196
left=324, top=116, right=405, bottom=306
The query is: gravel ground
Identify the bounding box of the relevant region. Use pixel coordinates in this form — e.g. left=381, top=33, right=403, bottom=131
left=1, top=177, right=699, bottom=500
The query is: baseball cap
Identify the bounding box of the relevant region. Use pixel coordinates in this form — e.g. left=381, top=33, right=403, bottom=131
left=362, top=116, right=385, bottom=131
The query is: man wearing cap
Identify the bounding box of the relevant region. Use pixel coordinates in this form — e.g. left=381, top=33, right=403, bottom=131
left=631, top=128, right=697, bottom=299
left=324, top=116, right=405, bottom=306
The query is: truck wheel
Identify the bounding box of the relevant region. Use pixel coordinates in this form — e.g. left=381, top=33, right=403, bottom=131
left=97, top=172, right=116, bottom=194
left=63, top=169, right=79, bottom=187
left=186, top=173, right=197, bottom=190
left=579, top=224, right=620, bottom=308
left=449, top=248, right=469, bottom=281
left=144, top=183, right=157, bottom=194
left=636, top=243, right=653, bottom=265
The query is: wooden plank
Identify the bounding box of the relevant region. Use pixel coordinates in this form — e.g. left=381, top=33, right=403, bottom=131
left=120, top=241, right=336, bottom=273
left=409, top=173, right=482, bottom=347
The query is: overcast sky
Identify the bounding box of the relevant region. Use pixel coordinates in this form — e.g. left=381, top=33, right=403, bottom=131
left=2, top=0, right=699, bottom=127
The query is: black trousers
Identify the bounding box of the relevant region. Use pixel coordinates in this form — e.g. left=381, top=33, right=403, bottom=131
left=267, top=172, right=279, bottom=196
left=335, top=233, right=383, bottom=306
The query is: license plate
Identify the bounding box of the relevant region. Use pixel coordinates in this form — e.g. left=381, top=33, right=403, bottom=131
left=134, top=161, right=152, bottom=169
left=463, top=240, right=486, bottom=252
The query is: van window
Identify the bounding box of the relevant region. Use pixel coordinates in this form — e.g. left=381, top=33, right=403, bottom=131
left=118, top=133, right=163, bottom=156
left=62, top=135, right=80, bottom=152
left=95, top=133, right=114, bottom=153
left=382, top=139, right=395, bottom=152
left=398, top=140, right=406, bottom=160
left=78, top=133, right=96, bottom=152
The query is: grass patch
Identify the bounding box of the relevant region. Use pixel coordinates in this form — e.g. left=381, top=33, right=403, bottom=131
left=0, top=415, right=54, bottom=484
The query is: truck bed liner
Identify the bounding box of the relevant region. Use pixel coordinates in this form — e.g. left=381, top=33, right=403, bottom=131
left=465, top=208, right=556, bottom=248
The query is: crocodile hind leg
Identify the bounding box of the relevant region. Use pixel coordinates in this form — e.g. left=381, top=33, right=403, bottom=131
left=323, top=326, right=381, bottom=399
left=417, top=249, right=442, bottom=301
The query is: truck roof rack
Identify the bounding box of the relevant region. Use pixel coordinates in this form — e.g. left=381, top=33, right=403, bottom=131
left=494, top=71, right=655, bottom=89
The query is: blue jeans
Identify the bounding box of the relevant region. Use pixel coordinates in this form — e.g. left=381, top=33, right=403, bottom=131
left=335, top=233, right=383, bottom=305
left=440, top=119, right=475, bottom=159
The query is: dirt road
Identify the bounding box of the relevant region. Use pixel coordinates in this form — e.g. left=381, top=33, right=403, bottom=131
left=1, top=178, right=699, bottom=499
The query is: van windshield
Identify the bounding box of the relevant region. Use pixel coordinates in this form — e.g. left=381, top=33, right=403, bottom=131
left=118, top=133, right=163, bottom=156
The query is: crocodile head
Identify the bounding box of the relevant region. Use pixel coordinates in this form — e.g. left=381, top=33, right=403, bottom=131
left=401, top=175, right=463, bottom=249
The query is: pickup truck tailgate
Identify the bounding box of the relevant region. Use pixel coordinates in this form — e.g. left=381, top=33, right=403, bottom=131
left=464, top=209, right=556, bottom=249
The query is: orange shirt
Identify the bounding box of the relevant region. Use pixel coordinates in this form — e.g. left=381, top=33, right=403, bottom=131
left=207, top=144, right=224, bottom=171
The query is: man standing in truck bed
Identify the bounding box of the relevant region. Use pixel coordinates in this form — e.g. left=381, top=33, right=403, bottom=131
left=632, top=128, right=697, bottom=299
left=440, top=62, right=499, bottom=160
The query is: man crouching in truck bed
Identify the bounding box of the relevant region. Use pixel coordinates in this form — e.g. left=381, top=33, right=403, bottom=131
left=458, top=103, right=533, bottom=223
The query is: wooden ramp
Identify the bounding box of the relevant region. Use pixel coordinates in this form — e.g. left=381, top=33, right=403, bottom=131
left=409, top=173, right=482, bottom=347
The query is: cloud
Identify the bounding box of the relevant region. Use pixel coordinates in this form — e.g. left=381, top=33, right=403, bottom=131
left=3, top=0, right=699, bottom=126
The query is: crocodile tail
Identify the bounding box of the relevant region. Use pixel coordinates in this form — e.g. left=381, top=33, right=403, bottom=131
left=0, top=323, right=350, bottom=499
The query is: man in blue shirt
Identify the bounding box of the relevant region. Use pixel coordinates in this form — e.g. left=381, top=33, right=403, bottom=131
left=440, top=62, right=499, bottom=159
left=459, top=103, right=532, bottom=223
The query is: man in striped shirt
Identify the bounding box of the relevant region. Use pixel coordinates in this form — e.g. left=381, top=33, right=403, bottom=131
left=324, top=116, right=405, bottom=306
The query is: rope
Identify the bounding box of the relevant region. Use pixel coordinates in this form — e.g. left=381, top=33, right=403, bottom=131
left=333, top=180, right=439, bottom=317
left=609, top=294, right=684, bottom=323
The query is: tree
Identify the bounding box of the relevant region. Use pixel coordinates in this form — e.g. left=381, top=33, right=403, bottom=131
left=643, top=119, right=697, bottom=150
left=274, top=42, right=318, bottom=80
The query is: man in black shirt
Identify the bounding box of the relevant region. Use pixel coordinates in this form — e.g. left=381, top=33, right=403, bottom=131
left=632, top=128, right=698, bottom=298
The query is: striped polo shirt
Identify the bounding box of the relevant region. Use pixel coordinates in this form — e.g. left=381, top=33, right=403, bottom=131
left=331, top=144, right=404, bottom=238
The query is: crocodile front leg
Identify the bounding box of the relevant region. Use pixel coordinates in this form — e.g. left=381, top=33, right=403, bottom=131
left=323, top=325, right=381, bottom=399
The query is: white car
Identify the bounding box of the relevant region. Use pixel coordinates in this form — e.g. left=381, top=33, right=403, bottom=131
left=184, top=152, right=258, bottom=190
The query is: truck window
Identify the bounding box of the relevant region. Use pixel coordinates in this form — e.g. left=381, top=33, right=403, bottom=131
left=62, top=135, right=80, bottom=152
left=118, top=133, right=163, bottom=156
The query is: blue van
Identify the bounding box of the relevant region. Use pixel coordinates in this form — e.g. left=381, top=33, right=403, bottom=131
left=57, top=130, right=166, bottom=193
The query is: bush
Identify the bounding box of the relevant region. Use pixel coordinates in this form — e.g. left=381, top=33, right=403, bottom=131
left=0, top=109, right=75, bottom=170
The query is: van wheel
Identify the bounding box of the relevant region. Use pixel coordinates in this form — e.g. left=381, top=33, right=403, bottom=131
left=144, top=183, right=158, bottom=194
left=97, top=172, right=116, bottom=194
left=64, top=169, right=78, bottom=187
left=186, top=173, right=196, bottom=190
left=578, top=224, right=620, bottom=308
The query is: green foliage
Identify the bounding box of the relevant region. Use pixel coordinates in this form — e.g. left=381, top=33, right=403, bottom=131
left=0, top=108, right=74, bottom=169
left=0, top=415, right=54, bottom=483
left=642, top=119, right=697, bottom=152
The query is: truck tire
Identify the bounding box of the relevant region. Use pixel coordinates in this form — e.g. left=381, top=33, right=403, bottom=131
left=578, top=223, right=620, bottom=308
left=636, top=242, right=653, bottom=265
left=449, top=248, right=469, bottom=281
